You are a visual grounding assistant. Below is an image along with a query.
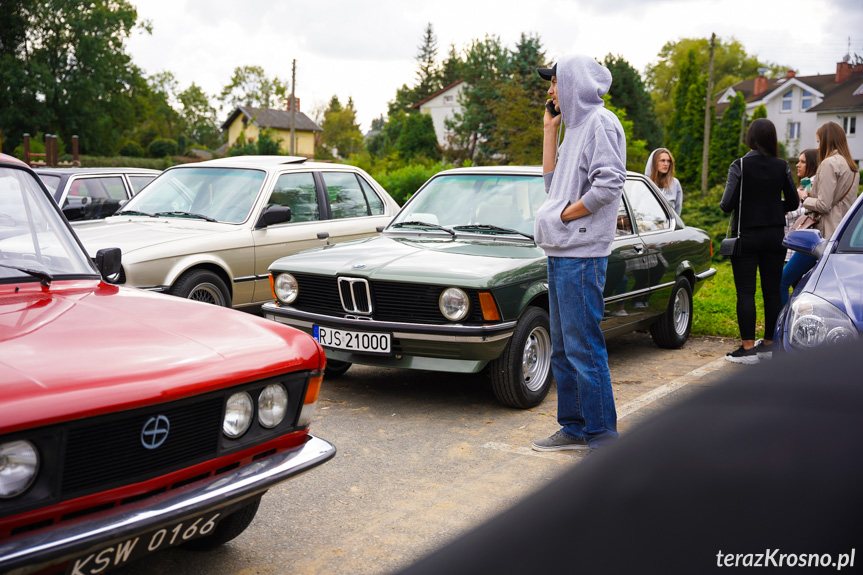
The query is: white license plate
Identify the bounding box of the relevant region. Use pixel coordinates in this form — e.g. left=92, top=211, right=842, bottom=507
left=313, top=325, right=391, bottom=354
left=66, top=511, right=221, bottom=574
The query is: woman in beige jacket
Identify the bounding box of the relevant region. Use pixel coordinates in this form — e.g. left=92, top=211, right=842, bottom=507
left=780, top=121, right=860, bottom=306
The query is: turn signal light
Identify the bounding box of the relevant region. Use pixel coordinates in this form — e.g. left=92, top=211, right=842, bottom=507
left=298, top=371, right=324, bottom=428
left=479, top=291, right=501, bottom=321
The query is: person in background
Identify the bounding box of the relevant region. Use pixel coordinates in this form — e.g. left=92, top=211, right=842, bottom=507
left=782, top=149, right=818, bottom=262
left=780, top=122, right=860, bottom=306
left=531, top=55, right=627, bottom=453
left=645, top=148, right=683, bottom=215
left=720, top=119, right=798, bottom=365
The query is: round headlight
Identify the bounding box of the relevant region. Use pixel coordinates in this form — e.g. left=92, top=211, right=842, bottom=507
left=258, top=384, right=288, bottom=428
left=827, top=326, right=858, bottom=345
left=0, top=440, right=39, bottom=499
left=439, top=287, right=469, bottom=321
left=790, top=315, right=827, bottom=348
left=223, top=392, right=253, bottom=438
left=274, top=273, right=298, bottom=304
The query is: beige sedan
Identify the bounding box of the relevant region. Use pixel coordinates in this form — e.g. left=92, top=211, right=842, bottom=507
left=74, top=155, right=400, bottom=309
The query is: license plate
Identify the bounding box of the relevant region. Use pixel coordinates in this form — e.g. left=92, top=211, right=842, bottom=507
left=66, top=511, right=221, bottom=574
left=313, top=325, right=391, bottom=354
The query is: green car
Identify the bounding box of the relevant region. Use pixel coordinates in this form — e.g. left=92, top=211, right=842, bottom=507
left=263, top=166, right=716, bottom=409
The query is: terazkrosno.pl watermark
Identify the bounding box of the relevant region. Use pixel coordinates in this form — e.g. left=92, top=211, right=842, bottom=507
left=716, top=550, right=856, bottom=570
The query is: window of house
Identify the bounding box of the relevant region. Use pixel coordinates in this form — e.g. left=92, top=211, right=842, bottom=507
left=789, top=122, right=801, bottom=140
left=781, top=91, right=793, bottom=112
left=444, top=95, right=454, bottom=104
left=801, top=90, right=813, bottom=110
left=842, top=116, right=857, bottom=136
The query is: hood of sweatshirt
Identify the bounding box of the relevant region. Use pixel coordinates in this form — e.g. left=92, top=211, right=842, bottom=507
left=557, top=54, right=612, bottom=129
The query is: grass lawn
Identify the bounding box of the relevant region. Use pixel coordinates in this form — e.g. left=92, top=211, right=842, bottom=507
left=691, top=260, right=767, bottom=340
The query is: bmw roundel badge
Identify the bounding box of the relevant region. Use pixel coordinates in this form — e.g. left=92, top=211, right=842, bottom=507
left=352, top=263, right=366, bottom=269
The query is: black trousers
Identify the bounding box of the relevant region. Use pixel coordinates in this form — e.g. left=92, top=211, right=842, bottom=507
left=730, top=226, right=786, bottom=341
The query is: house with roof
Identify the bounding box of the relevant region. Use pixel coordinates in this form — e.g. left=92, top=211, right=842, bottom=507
left=411, top=80, right=465, bottom=149
left=715, top=59, right=863, bottom=162
left=221, top=98, right=322, bottom=158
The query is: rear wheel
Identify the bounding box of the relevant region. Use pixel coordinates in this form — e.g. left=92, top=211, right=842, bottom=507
left=649, top=276, right=692, bottom=349
left=324, top=359, right=352, bottom=378
left=489, top=307, right=553, bottom=409
left=182, top=498, right=260, bottom=551
left=170, top=269, right=232, bottom=307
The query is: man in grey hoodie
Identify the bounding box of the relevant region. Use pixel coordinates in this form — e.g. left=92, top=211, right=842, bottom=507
left=531, top=55, right=627, bottom=452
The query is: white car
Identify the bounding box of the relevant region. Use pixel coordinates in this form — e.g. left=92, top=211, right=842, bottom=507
left=74, top=156, right=400, bottom=309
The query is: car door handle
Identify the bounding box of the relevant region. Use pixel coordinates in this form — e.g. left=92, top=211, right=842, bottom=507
left=317, top=232, right=329, bottom=240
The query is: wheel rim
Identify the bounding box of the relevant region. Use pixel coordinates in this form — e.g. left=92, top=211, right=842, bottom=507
left=672, top=287, right=691, bottom=336
left=189, top=282, right=225, bottom=306
left=521, top=325, right=552, bottom=392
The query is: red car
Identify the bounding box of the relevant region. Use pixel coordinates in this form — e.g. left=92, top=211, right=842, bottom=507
left=0, top=154, right=336, bottom=574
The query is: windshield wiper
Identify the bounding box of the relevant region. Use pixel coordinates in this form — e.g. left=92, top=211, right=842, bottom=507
left=0, top=263, right=54, bottom=287
left=154, top=211, right=218, bottom=222
left=390, top=220, right=455, bottom=236
left=453, top=224, right=534, bottom=241
left=115, top=209, right=155, bottom=217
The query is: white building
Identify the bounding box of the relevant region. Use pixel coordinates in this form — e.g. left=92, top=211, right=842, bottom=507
left=411, top=80, right=465, bottom=149
left=715, top=59, right=863, bottom=163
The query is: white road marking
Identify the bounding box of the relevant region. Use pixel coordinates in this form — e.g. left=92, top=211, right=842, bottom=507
left=481, top=357, right=729, bottom=458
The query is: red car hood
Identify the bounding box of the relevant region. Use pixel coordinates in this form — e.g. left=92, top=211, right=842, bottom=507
left=0, top=281, right=323, bottom=433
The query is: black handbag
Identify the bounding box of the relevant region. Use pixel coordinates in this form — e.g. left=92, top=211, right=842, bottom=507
left=720, top=157, right=744, bottom=256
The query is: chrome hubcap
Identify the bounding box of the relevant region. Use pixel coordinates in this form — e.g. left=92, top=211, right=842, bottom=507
left=521, top=326, right=552, bottom=392
left=673, top=287, right=691, bottom=336
left=189, top=283, right=225, bottom=306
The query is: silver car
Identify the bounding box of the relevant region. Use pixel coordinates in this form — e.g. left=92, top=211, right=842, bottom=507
left=74, top=156, right=400, bottom=309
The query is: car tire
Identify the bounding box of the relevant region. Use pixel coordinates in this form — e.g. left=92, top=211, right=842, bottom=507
left=489, top=306, right=553, bottom=409
left=324, top=359, right=352, bottom=378
left=649, top=276, right=692, bottom=349
left=170, top=269, right=232, bottom=307
left=181, top=498, right=261, bottom=551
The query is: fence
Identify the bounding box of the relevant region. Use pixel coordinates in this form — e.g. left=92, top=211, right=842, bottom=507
left=23, top=133, right=80, bottom=167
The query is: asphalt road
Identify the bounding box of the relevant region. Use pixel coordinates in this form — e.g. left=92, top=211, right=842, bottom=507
left=117, top=332, right=742, bottom=575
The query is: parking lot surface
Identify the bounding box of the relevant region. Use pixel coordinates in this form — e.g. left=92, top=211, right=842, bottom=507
left=117, top=333, right=740, bottom=575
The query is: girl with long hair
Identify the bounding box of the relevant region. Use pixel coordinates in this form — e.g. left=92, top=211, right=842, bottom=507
left=719, top=118, right=799, bottom=364
left=782, top=148, right=819, bottom=261
left=645, top=148, right=683, bottom=214
left=780, top=122, right=860, bottom=306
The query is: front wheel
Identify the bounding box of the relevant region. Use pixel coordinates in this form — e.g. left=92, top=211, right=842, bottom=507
left=170, top=269, right=232, bottom=307
left=488, top=306, right=553, bottom=409
left=182, top=498, right=260, bottom=551
left=649, top=276, right=692, bottom=349
left=324, top=359, right=352, bottom=378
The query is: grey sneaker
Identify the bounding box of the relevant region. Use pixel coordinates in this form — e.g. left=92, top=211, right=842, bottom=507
left=531, top=430, right=590, bottom=452
left=725, top=345, right=759, bottom=365
left=756, top=340, right=773, bottom=360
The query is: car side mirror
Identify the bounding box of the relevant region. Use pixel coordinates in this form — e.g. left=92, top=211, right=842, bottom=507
left=95, top=247, right=122, bottom=280
left=783, top=229, right=827, bottom=259
left=255, top=206, right=292, bottom=228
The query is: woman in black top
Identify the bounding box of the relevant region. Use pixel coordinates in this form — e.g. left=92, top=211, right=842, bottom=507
left=720, top=119, right=799, bottom=364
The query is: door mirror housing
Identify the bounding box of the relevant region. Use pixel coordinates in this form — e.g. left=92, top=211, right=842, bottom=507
left=95, top=247, right=122, bottom=280
left=255, top=206, right=292, bottom=228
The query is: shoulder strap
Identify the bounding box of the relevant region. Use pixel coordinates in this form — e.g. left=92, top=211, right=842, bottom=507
left=736, top=157, right=743, bottom=238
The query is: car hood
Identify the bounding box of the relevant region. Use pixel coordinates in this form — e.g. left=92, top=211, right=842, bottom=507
left=73, top=218, right=233, bottom=257
left=0, top=281, right=322, bottom=433
left=270, top=234, right=547, bottom=287
left=812, top=253, right=863, bottom=329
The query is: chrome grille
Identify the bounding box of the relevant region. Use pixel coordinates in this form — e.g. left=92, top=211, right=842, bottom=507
left=338, top=277, right=372, bottom=314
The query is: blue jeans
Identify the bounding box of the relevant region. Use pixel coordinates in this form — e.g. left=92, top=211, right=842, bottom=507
left=547, top=256, right=618, bottom=447
left=780, top=252, right=817, bottom=306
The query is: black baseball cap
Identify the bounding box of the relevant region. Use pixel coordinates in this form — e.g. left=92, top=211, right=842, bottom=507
left=537, top=63, right=556, bottom=81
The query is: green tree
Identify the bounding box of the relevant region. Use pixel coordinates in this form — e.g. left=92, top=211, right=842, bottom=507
left=751, top=104, right=767, bottom=120
left=178, top=83, right=220, bottom=148
left=604, top=97, right=649, bottom=172
left=319, top=96, right=363, bottom=159
left=603, top=54, right=663, bottom=150
left=414, top=23, right=440, bottom=103
left=645, top=37, right=788, bottom=130
left=0, top=0, right=151, bottom=155
left=665, top=50, right=707, bottom=190
left=220, top=65, right=288, bottom=110
left=439, top=44, right=465, bottom=88
left=709, top=92, right=746, bottom=187
left=397, top=113, right=439, bottom=160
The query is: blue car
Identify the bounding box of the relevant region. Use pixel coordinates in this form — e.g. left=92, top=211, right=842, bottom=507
left=775, top=192, right=863, bottom=353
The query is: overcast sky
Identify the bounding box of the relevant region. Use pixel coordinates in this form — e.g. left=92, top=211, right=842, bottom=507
left=126, top=0, right=863, bottom=132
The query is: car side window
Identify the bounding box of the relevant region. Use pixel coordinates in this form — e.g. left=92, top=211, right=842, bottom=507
left=67, top=177, right=127, bottom=203
left=128, top=175, right=155, bottom=195
left=269, top=173, right=320, bottom=223
left=323, top=172, right=370, bottom=219
left=358, top=176, right=385, bottom=215
left=625, top=179, right=669, bottom=233
left=615, top=197, right=633, bottom=236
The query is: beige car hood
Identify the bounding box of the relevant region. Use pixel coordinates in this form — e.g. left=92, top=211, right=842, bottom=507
left=74, top=218, right=232, bottom=257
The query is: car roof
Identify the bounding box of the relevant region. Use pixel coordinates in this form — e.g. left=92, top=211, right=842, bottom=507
left=0, top=153, right=29, bottom=167
left=33, top=167, right=161, bottom=175
left=167, top=155, right=368, bottom=173
left=432, top=166, right=644, bottom=178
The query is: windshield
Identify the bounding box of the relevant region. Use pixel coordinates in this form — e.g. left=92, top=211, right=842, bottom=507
left=390, top=174, right=546, bottom=237
left=0, top=166, right=96, bottom=282
left=120, top=167, right=266, bottom=223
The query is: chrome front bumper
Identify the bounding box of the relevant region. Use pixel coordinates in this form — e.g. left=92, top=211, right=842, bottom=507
left=0, top=435, right=336, bottom=575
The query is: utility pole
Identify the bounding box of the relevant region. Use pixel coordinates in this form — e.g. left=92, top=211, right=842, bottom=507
left=290, top=59, right=297, bottom=155
left=701, top=32, right=715, bottom=197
